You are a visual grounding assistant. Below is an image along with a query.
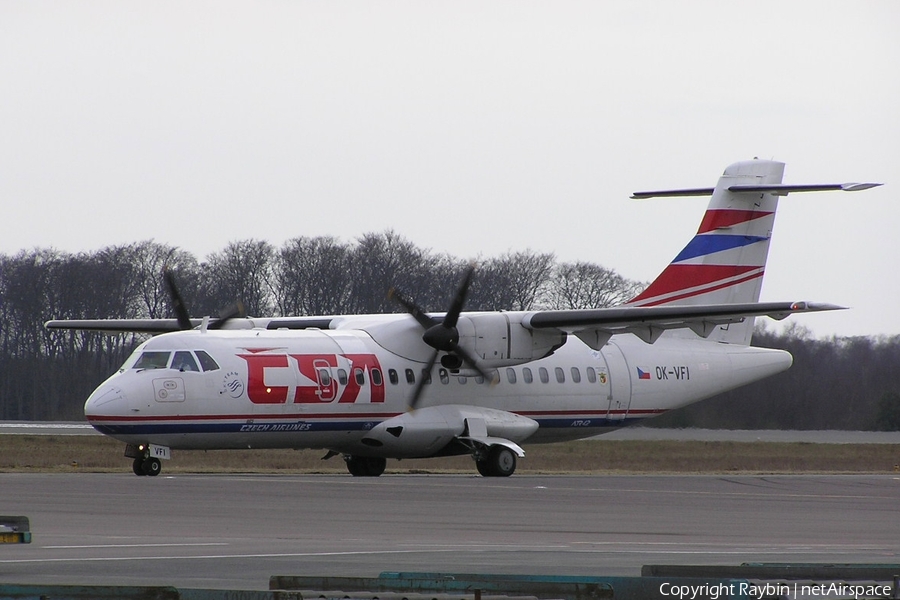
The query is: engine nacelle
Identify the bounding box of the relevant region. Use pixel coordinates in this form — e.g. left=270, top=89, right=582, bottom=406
left=456, top=313, right=565, bottom=369
left=359, top=405, right=539, bottom=458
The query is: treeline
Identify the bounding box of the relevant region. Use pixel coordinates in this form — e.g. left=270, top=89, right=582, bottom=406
left=2, top=233, right=899, bottom=430
left=0, top=232, right=641, bottom=420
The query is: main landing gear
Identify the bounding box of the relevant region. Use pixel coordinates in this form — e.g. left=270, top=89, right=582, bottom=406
left=474, top=445, right=517, bottom=477
left=341, top=446, right=517, bottom=478
left=344, top=455, right=387, bottom=477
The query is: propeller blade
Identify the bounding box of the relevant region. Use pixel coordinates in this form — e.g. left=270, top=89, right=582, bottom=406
left=409, top=350, right=438, bottom=409
left=208, top=300, right=247, bottom=330
left=450, top=343, right=492, bottom=382
left=388, top=287, right=438, bottom=330
left=163, top=268, right=193, bottom=331
left=443, top=264, right=475, bottom=329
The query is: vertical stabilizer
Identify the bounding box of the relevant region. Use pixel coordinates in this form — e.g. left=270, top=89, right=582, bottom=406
left=628, top=159, right=785, bottom=344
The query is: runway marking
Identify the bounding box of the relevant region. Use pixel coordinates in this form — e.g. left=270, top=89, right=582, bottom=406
left=42, top=543, right=229, bottom=549
left=3, top=543, right=895, bottom=565
left=0, top=549, right=455, bottom=565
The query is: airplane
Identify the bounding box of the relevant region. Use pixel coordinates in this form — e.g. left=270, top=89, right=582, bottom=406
left=45, top=159, right=881, bottom=477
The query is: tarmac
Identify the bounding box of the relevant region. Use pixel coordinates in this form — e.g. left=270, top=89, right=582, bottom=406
left=1, top=473, right=898, bottom=591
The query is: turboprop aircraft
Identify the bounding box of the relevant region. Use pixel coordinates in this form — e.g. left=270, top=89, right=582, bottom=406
left=46, top=159, right=881, bottom=477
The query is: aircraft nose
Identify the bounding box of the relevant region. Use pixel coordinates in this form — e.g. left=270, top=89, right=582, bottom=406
left=84, top=383, right=128, bottom=418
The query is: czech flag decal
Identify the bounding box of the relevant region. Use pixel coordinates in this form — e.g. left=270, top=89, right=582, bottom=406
left=637, top=367, right=652, bottom=380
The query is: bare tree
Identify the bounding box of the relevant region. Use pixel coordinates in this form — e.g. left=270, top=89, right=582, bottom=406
left=544, top=261, right=645, bottom=309
left=200, top=240, right=275, bottom=317
left=469, top=250, right=555, bottom=311
left=131, top=240, right=199, bottom=318
left=275, top=236, right=352, bottom=316
left=348, top=230, right=429, bottom=314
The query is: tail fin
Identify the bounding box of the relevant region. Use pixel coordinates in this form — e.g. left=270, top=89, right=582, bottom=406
left=628, top=159, right=785, bottom=344
left=627, top=159, right=881, bottom=344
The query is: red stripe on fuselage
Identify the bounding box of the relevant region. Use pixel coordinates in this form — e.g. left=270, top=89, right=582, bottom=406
left=86, top=412, right=401, bottom=423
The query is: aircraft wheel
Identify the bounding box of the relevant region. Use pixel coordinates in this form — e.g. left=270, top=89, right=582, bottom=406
left=485, top=446, right=516, bottom=477
left=475, top=459, right=494, bottom=477
left=133, top=458, right=147, bottom=476
left=142, top=457, right=162, bottom=477
left=346, top=457, right=365, bottom=476
left=346, top=456, right=385, bottom=477
left=364, top=457, right=386, bottom=477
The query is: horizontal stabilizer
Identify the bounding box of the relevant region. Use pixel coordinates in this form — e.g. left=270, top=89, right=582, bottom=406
left=631, top=187, right=714, bottom=199
left=632, top=182, right=881, bottom=199
left=727, top=183, right=882, bottom=195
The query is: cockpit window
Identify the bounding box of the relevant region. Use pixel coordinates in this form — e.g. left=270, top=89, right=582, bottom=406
left=133, top=351, right=171, bottom=370
left=195, top=350, right=219, bottom=372
left=171, top=351, right=200, bottom=372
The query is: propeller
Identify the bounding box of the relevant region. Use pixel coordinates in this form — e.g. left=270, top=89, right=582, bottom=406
left=208, top=300, right=246, bottom=330
left=388, top=265, right=492, bottom=408
left=162, top=267, right=246, bottom=331
left=163, top=267, right=193, bottom=330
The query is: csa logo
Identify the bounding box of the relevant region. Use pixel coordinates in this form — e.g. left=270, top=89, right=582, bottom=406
left=598, top=372, right=608, bottom=384
left=222, top=371, right=244, bottom=398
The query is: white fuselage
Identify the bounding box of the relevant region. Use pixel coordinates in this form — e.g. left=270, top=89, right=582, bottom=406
left=84, top=319, right=791, bottom=458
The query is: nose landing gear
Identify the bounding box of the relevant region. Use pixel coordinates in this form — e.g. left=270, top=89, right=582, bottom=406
left=125, top=443, right=169, bottom=477
left=132, top=456, right=162, bottom=476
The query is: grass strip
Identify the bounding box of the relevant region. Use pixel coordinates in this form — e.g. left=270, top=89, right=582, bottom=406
left=2, top=435, right=900, bottom=474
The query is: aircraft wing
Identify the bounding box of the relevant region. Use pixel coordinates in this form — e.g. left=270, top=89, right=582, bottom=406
left=522, top=301, right=844, bottom=348
left=44, top=319, right=192, bottom=334
left=43, top=316, right=336, bottom=334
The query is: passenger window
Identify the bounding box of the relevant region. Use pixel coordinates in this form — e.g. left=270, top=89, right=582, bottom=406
left=354, top=368, right=365, bottom=385
left=571, top=367, right=581, bottom=383
left=523, top=367, right=533, bottom=384
left=195, top=350, right=219, bottom=372
left=371, top=369, right=383, bottom=386
left=555, top=367, right=565, bottom=383
left=539, top=367, right=549, bottom=383
left=318, top=368, right=332, bottom=386
left=134, top=351, right=170, bottom=370
left=439, top=369, right=449, bottom=384
left=422, top=369, right=432, bottom=384
left=388, top=369, right=399, bottom=385
left=458, top=376, right=467, bottom=385
left=586, top=367, right=597, bottom=383
left=405, top=368, right=415, bottom=384
left=475, top=375, right=484, bottom=384
left=171, top=351, right=200, bottom=372
left=337, top=369, right=348, bottom=385
left=506, top=368, right=517, bottom=384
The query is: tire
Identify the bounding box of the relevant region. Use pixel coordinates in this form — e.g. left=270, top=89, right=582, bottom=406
left=363, top=456, right=386, bottom=477
left=346, top=456, right=386, bottom=477
left=486, top=446, right=516, bottom=477
left=133, top=458, right=147, bottom=476
left=475, top=459, right=494, bottom=477
left=142, top=457, right=162, bottom=477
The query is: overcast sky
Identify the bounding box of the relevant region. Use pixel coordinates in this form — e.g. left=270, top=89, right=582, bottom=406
left=1, top=2, right=897, bottom=338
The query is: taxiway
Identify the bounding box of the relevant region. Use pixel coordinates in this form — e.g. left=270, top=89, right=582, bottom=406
left=1, top=474, right=898, bottom=591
